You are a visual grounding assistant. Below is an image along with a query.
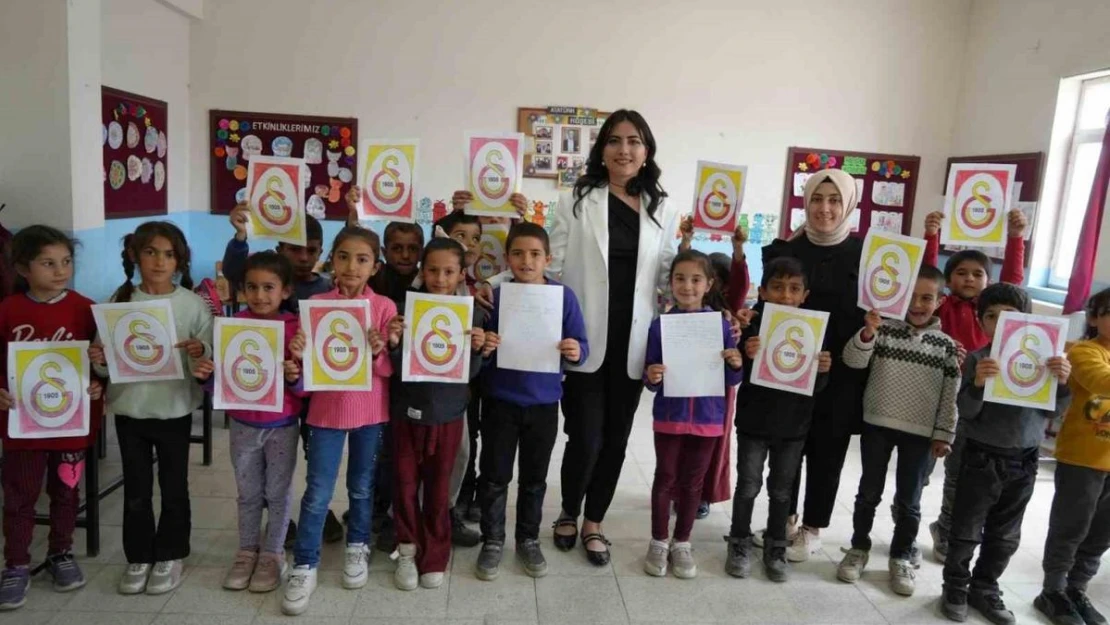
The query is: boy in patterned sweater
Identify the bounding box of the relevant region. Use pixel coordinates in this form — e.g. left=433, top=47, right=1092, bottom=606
left=835, top=265, right=960, bottom=597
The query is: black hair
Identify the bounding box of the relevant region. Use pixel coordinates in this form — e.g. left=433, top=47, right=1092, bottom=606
left=709, top=252, right=731, bottom=291
left=760, top=257, right=807, bottom=290
left=1085, top=287, right=1110, bottom=339
left=305, top=214, right=323, bottom=243
left=572, top=109, right=666, bottom=225
left=944, top=250, right=992, bottom=283
left=669, top=249, right=725, bottom=311
left=420, top=237, right=466, bottom=270
left=505, top=222, right=550, bottom=255
left=112, top=221, right=192, bottom=303
left=433, top=211, right=482, bottom=237
left=976, top=283, right=1032, bottom=319
left=383, top=221, right=425, bottom=248
left=918, top=263, right=946, bottom=287
left=244, top=250, right=294, bottom=288
left=330, top=226, right=381, bottom=261
left=11, top=225, right=78, bottom=295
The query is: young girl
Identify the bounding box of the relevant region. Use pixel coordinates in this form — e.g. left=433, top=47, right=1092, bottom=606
left=282, top=227, right=395, bottom=616
left=0, top=226, right=104, bottom=610
left=642, top=250, right=743, bottom=578
left=89, top=221, right=213, bottom=596
left=1035, top=287, right=1110, bottom=625
left=385, top=238, right=486, bottom=591
left=191, top=252, right=303, bottom=593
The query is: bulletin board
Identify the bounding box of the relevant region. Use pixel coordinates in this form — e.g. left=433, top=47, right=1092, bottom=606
left=941, top=152, right=1043, bottom=264
left=517, top=106, right=609, bottom=189
left=779, top=147, right=921, bottom=240
left=208, top=110, right=358, bottom=220
left=103, top=87, right=168, bottom=219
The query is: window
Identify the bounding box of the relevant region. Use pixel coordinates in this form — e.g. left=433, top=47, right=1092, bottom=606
left=1047, top=74, right=1110, bottom=288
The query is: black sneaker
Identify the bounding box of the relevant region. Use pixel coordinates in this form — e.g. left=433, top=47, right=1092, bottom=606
left=475, top=541, right=503, bottom=581
left=696, top=501, right=710, bottom=520
left=516, top=539, right=548, bottom=578
left=723, top=535, right=753, bottom=578
left=763, top=543, right=789, bottom=583
left=451, top=509, right=481, bottom=548
left=942, top=585, right=969, bottom=622
left=284, top=519, right=297, bottom=550
left=323, top=510, right=344, bottom=544
left=969, top=591, right=1014, bottom=625
left=1035, top=590, right=1086, bottom=625
left=1067, top=587, right=1109, bottom=625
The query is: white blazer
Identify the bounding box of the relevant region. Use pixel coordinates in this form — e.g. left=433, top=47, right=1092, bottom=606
left=542, top=185, right=680, bottom=378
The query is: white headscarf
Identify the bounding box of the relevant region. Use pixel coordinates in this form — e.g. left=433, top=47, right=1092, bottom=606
left=794, top=169, right=860, bottom=246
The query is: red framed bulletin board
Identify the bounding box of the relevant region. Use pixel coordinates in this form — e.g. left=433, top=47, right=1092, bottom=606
left=942, top=152, right=1043, bottom=264
left=208, top=110, right=358, bottom=220
left=780, top=147, right=921, bottom=240
left=103, top=87, right=168, bottom=218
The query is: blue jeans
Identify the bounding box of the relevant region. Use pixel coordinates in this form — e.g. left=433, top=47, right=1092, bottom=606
left=293, top=424, right=383, bottom=567
left=851, top=423, right=933, bottom=560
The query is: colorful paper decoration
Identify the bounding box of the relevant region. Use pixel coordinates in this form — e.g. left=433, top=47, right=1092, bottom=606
left=984, top=312, right=1068, bottom=410
left=213, top=318, right=285, bottom=413
left=245, top=156, right=308, bottom=247
left=357, top=139, right=418, bottom=223
left=941, top=163, right=1017, bottom=248
left=103, top=87, right=167, bottom=218
left=92, top=300, right=184, bottom=383
left=300, top=300, right=372, bottom=391
left=463, top=132, right=524, bottom=217
left=7, top=341, right=91, bottom=439
left=750, top=304, right=829, bottom=397
left=401, top=293, right=473, bottom=383
left=857, top=230, right=928, bottom=320
left=691, top=161, right=748, bottom=236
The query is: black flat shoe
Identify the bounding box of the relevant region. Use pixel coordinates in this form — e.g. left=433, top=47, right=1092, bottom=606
left=552, top=516, right=578, bottom=552
left=582, top=532, right=611, bottom=566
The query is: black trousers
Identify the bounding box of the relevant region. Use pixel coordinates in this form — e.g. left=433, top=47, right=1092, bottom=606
left=115, top=414, right=192, bottom=564
left=479, top=397, right=558, bottom=543
left=731, top=434, right=806, bottom=544
left=457, top=381, right=483, bottom=509
left=559, top=358, right=644, bottom=523
left=788, top=404, right=854, bottom=529
left=943, top=442, right=1037, bottom=594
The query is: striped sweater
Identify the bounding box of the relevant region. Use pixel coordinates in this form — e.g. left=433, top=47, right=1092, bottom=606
left=843, top=318, right=960, bottom=444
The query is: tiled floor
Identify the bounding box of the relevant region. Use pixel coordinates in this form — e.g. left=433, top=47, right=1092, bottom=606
left=5, top=396, right=1109, bottom=624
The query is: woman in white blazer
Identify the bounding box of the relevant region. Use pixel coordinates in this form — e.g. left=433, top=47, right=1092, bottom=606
left=540, top=110, right=681, bottom=566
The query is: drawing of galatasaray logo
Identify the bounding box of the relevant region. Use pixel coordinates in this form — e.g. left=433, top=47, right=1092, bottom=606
left=30, top=361, right=73, bottom=417
left=322, top=318, right=359, bottom=372
left=420, top=314, right=458, bottom=366
left=123, top=319, right=164, bottom=365
left=231, top=338, right=268, bottom=393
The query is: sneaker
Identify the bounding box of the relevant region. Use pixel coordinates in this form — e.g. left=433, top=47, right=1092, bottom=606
left=45, top=552, right=86, bottom=592
left=146, top=560, right=183, bottom=595
left=836, top=548, right=869, bottom=583
left=1035, top=590, right=1085, bottom=625
left=248, top=552, right=286, bottom=593
left=723, top=535, right=753, bottom=578
left=475, top=541, right=503, bottom=581
left=786, top=529, right=821, bottom=563
left=753, top=516, right=799, bottom=549
left=419, top=572, right=444, bottom=589
left=969, top=591, right=1015, bottom=625
left=942, top=585, right=969, bottom=622
left=451, top=509, right=481, bottom=548
left=323, top=510, right=344, bottom=544
left=1067, top=587, right=1108, bottom=625
left=222, top=549, right=258, bottom=591
left=118, top=563, right=151, bottom=595
left=696, top=501, right=710, bottom=520
left=342, top=543, right=370, bottom=589
left=930, top=520, right=948, bottom=563
left=394, top=543, right=418, bottom=591
left=644, top=539, right=670, bottom=577
left=284, top=519, right=297, bottom=550
left=516, top=539, right=548, bottom=578
left=670, top=541, right=697, bottom=579
left=889, top=558, right=916, bottom=596
left=0, top=567, right=30, bottom=611
left=465, top=501, right=481, bottom=524
left=281, top=566, right=317, bottom=616
left=763, top=544, right=789, bottom=583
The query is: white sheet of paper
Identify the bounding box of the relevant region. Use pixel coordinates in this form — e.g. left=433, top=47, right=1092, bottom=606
left=790, top=208, right=806, bottom=231
left=661, top=312, right=724, bottom=398
left=793, top=172, right=813, bottom=197
left=497, top=283, right=564, bottom=373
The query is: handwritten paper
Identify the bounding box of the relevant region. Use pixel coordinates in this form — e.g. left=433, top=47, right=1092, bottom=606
left=942, top=163, right=1017, bottom=247
left=661, top=312, right=724, bottom=397
left=358, top=139, right=418, bottom=222
left=871, top=181, right=905, bottom=207
left=245, top=156, right=307, bottom=246
left=214, top=318, right=285, bottom=413
left=300, top=300, right=371, bottom=391
left=93, top=300, right=183, bottom=383
left=496, top=283, right=563, bottom=374
left=7, top=341, right=91, bottom=439
left=692, top=161, right=747, bottom=235
left=402, top=293, right=473, bottom=383
left=463, top=132, right=524, bottom=217
left=750, top=304, right=829, bottom=396
left=869, top=210, right=903, bottom=234
left=858, top=230, right=927, bottom=319
left=985, top=312, right=1068, bottom=410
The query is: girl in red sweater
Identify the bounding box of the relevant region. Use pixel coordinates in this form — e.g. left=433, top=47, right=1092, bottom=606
left=0, top=226, right=104, bottom=611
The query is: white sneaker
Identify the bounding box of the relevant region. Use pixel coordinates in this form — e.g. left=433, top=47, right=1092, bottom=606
left=394, top=543, right=418, bottom=591
left=786, top=529, right=821, bottom=562
left=419, top=572, right=444, bottom=589
left=281, top=566, right=317, bottom=615
left=342, top=543, right=370, bottom=589
left=837, top=548, right=869, bottom=583
left=753, top=516, right=799, bottom=549
left=669, top=541, right=697, bottom=579
left=118, top=563, right=151, bottom=595
left=889, top=558, right=916, bottom=596
left=145, top=560, right=183, bottom=595
left=643, top=539, right=669, bottom=577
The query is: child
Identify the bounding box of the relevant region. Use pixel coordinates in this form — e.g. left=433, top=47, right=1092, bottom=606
left=1034, top=287, right=1110, bottom=625
left=725, top=257, right=831, bottom=582
left=0, top=226, right=104, bottom=610
left=90, top=222, right=213, bottom=596
left=282, top=227, right=395, bottom=616
left=475, top=222, right=588, bottom=581
left=836, top=264, right=958, bottom=597
left=941, top=284, right=1071, bottom=623
left=386, top=238, right=487, bottom=590
left=191, top=252, right=305, bottom=593
left=923, top=209, right=1027, bottom=563
left=642, top=250, right=744, bottom=579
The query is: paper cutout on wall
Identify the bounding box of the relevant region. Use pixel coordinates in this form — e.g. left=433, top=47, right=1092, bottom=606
left=872, top=181, right=905, bottom=207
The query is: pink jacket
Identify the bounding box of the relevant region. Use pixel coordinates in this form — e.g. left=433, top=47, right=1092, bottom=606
left=221, top=310, right=306, bottom=428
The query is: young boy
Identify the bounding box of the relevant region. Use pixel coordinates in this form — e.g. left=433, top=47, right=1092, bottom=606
left=923, top=208, right=1028, bottom=563
left=725, top=257, right=831, bottom=582
left=476, top=222, right=588, bottom=581
left=941, top=284, right=1071, bottom=624
left=837, top=265, right=959, bottom=597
